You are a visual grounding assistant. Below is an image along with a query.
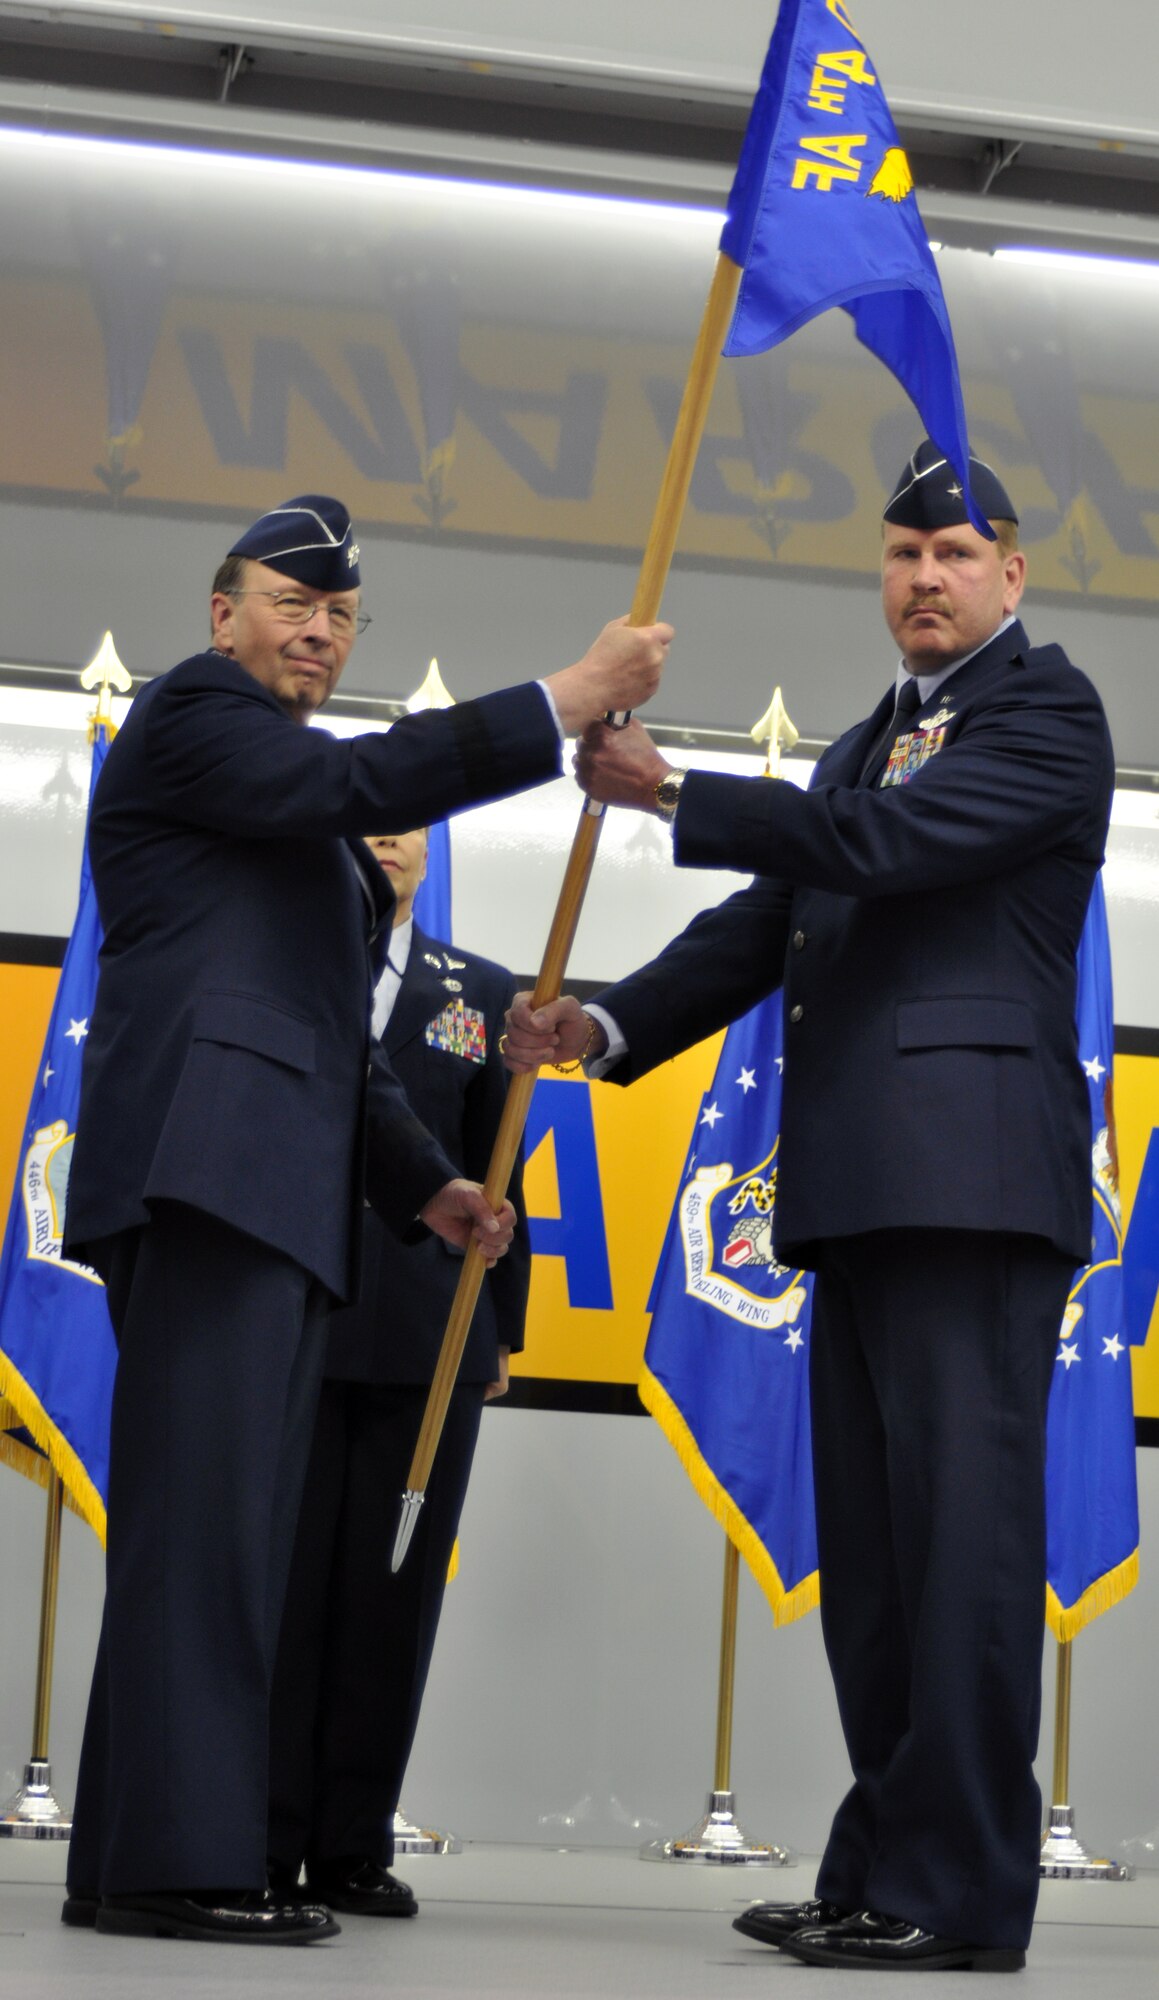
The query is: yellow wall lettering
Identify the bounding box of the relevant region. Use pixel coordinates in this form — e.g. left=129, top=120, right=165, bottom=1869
left=791, top=132, right=868, bottom=192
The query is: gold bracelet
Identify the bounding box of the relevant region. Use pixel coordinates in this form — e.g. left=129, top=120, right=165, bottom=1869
left=551, top=1013, right=598, bottom=1075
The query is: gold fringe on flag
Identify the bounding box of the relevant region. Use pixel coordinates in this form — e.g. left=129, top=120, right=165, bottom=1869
left=0, top=1356, right=107, bottom=1544
left=638, top=1362, right=818, bottom=1628
left=1047, top=1548, right=1139, bottom=1643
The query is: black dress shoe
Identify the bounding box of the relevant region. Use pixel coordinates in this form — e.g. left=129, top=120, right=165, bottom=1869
left=95, top=1888, right=340, bottom=1943
left=306, top=1860, right=418, bottom=1918
left=732, top=1897, right=852, bottom=1947
left=780, top=1908, right=1026, bottom=1971
left=60, top=1892, right=100, bottom=1929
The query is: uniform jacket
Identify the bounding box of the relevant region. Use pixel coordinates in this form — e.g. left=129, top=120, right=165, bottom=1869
left=596, top=622, right=1114, bottom=1268
left=329, top=926, right=530, bottom=1385
left=64, top=649, right=560, bottom=1299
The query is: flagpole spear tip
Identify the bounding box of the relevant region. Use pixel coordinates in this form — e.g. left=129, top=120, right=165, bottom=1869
left=392, top=1490, right=425, bottom=1572
left=406, top=658, right=456, bottom=713
left=78, top=632, right=132, bottom=738
left=750, top=686, right=799, bottom=778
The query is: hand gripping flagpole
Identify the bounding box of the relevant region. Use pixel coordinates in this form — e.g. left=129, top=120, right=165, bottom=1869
left=392, top=250, right=743, bottom=1571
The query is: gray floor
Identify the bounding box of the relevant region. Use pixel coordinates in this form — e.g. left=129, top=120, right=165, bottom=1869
left=1, top=1845, right=1157, bottom=1998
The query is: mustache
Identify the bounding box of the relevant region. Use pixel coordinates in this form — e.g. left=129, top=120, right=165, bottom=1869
left=903, top=597, right=949, bottom=617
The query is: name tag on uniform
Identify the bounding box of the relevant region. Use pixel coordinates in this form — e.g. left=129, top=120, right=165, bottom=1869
left=881, top=724, right=948, bottom=788
left=425, top=999, right=487, bottom=1063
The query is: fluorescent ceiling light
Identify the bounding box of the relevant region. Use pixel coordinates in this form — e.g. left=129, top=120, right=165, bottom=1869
left=993, top=246, right=1159, bottom=282
left=0, top=123, right=724, bottom=229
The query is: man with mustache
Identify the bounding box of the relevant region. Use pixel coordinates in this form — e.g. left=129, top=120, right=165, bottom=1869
left=504, top=441, right=1114, bottom=1973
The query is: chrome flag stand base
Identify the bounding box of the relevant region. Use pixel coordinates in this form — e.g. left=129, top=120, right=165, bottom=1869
left=0, top=1759, right=72, bottom=1840
left=1040, top=1805, right=1133, bottom=1880
left=392, top=1807, right=460, bottom=1856
left=640, top=1790, right=792, bottom=1866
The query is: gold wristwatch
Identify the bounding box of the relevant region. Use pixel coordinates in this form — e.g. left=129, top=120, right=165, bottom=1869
left=654, top=769, right=686, bottom=822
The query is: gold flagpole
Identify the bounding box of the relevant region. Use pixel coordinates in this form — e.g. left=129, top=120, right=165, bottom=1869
left=640, top=1535, right=791, bottom=1865
left=1039, top=1638, right=1132, bottom=1879
left=2, top=637, right=131, bottom=1833
left=392, top=250, right=743, bottom=1568
left=642, top=689, right=799, bottom=1866
left=0, top=1473, right=71, bottom=1839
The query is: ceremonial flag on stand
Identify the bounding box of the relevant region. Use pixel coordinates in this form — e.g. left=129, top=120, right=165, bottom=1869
left=1046, top=874, right=1140, bottom=1639
left=640, top=994, right=819, bottom=1625
left=412, top=820, right=452, bottom=942
left=0, top=721, right=117, bottom=1542
left=720, top=0, right=989, bottom=536
left=405, top=658, right=454, bottom=942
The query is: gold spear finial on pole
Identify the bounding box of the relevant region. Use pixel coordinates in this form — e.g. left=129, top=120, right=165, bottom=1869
left=78, top=631, right=132, bottom=740
left=750, top=685, right=799, bottom=779
left=405, top=657, right=455, bottom=713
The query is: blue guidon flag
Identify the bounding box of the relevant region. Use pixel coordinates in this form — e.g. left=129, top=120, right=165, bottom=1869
left=1045, top=874, right=1140, bottom=1638
left=0, top=722, right=117, bottom=1542
left=641, top=992, right=819, bottom=1625
left=720, top=0, right=990, bottom=537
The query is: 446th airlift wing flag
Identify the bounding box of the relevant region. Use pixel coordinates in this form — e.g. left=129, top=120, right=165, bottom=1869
left=0, top=720, right=117, bottom=1542
left=721, top=0, right=989, bottom=537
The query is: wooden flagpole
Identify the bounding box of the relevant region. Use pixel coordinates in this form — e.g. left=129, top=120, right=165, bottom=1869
left=392, top=250, right=743, bottom=1569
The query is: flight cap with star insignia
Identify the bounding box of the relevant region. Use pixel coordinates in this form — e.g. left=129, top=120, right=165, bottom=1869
left=228, top=493, right=361, bottom=589
left=883, top=438, right=1018, bottom=531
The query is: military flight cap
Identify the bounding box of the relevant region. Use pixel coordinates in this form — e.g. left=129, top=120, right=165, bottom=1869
left=884, top=438, right=1018, bottom=530
left=229, top=493, right=361, bottom=589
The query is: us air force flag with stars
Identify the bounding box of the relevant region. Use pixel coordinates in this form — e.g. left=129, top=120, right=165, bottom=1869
left=1045, top=874, right=1139, bottom=1640
left=0, top=722, right=117, bottom=1542
left=640, top=992, right=818, bottom=1625
left=720, top=0, right=988, bottom=537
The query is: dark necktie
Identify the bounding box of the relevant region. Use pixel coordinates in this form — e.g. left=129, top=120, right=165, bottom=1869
left=858, top=674, right=923, bottom=786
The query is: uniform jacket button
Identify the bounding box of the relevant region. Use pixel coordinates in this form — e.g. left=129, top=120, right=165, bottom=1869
left=789, top=1004, right=804, bottom=1023
left=792, top=930, right=806, bottom=950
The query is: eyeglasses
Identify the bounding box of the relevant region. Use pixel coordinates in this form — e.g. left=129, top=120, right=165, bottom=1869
left=228, top=590, right=371, bottom=637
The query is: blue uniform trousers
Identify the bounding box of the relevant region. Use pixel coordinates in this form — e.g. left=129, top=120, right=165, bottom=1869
left=810, top=1228, right=1075, bottom=1950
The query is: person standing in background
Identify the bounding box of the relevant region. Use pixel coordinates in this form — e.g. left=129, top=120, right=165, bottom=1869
left=268, top=825, right=530, bottom=1917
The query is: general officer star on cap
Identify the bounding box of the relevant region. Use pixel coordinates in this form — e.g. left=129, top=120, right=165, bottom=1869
left=884, top=438, right=1018, bottom=531
left=229, top=494, right=362, bottom=590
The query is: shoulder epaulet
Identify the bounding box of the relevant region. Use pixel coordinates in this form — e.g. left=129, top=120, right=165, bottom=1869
left=1019, top=643, right=1072, bottom=674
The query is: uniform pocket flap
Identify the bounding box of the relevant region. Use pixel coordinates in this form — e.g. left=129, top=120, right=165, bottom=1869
left=896, top=996, right=1035, bottom=1051
left=192, top=991, right=317, bottom=1073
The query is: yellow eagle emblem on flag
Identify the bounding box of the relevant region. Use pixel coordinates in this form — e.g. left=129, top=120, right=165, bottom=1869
left=867, top=148, right=914, bottom=202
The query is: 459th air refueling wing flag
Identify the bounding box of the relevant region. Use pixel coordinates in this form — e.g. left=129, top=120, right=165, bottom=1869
left=641, top=988, right=819, bottom=1626
left=642, top=873, right=1140, bottom=1642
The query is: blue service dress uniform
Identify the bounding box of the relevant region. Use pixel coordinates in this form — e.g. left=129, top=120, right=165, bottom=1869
left=591, top=619, right=1114, bottom=1952
left=62, top=650, right=559, bottom=1898
left=267, top=925, right=529, bottom=1884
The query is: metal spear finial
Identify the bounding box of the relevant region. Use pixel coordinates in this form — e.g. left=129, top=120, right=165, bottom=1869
left=749, top=686, right=799, bottom=778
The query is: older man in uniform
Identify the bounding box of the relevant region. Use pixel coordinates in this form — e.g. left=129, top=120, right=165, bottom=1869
left=505, top=444, right=1114, bottom=1972
left=62, top=495, right=670, bottom=1944
left=267, top=824, right=531, bottom=1916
